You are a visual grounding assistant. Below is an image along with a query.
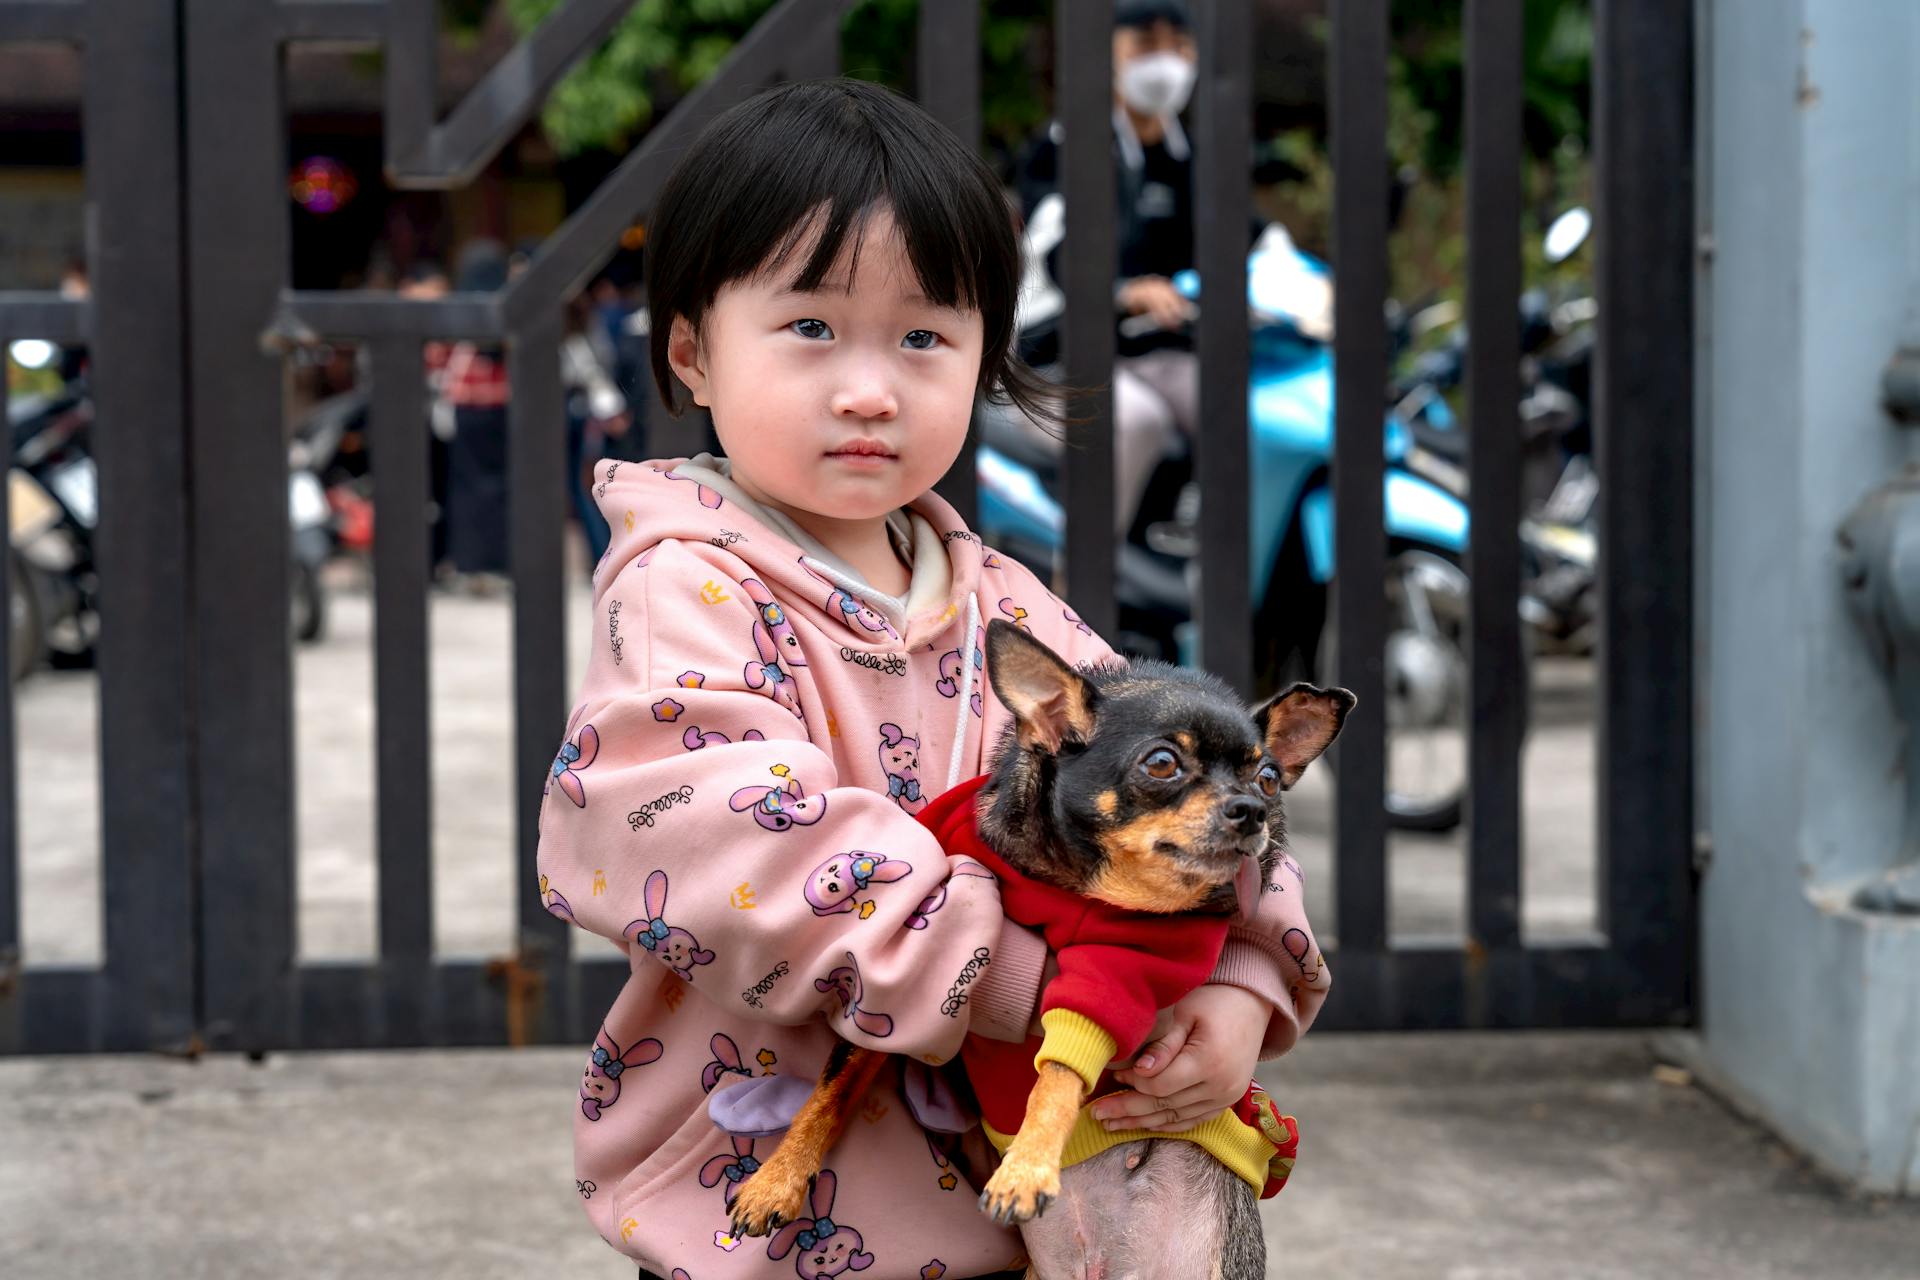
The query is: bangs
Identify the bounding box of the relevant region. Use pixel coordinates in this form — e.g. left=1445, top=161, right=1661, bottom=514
left=752, top=172, right=984, bottom=319
left=697, top=85, right=997, bottom=315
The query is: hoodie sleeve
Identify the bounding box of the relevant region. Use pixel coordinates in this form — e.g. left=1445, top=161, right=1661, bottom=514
left=536, top=539, right=1017, bottom=1064
left=1213, top=854, right=1331, bottom=1059
left=1003, top=571, right=1328, bottom=1060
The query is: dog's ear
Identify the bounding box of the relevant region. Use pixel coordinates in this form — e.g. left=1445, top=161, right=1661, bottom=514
left=1253, top=683, right=1356, bottom=787
left=986, top=619, right=1099, bottom=754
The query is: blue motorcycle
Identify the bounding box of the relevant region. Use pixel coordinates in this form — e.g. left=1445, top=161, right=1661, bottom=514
left=975, top=221, right=1472, bottom=831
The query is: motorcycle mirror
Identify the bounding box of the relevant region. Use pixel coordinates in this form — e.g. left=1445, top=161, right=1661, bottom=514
left=8, top=339, right=57, bottom=370
left=1543, top=207, right=1592, bottom=264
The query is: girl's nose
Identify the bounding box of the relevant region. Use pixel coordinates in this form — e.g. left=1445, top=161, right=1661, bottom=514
left=831, top=368, right=898, bottom=421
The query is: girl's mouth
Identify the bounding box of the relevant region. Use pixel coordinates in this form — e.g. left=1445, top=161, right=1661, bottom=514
left=826, top=438, right=898, bottom=464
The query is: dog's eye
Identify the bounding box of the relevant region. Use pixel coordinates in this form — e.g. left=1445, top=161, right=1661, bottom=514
left=1141, top=748, right=1181, bottom=781
left=1256, top=762, right=1282, bottom=796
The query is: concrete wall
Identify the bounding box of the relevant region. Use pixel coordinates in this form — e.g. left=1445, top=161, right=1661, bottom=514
left=1702, top=0, right=1920, bottom=1193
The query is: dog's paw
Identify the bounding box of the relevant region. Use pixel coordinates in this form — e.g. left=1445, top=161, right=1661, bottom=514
left=728, top=1159, right=813, bottom=1239
left=978, top=1156, right=1059, bottom=1225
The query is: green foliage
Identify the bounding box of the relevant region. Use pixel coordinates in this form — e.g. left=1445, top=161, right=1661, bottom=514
left=1389, top=0, right=1592, bottom=175
left=487, top=0, right=1053, bottom=161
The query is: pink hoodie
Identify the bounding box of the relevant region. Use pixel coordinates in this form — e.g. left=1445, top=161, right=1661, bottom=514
left=537, top=456, right=1330, bottom=1279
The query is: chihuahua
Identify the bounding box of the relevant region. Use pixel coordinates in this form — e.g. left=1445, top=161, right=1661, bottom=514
left=727, top=620, right=1351, bottom=1279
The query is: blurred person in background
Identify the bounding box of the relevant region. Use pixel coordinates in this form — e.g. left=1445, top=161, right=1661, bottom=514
left=562, top=286, right=631, bottom=576
left=438, top=239, right=511, bottom=591
left=402, top=260, right=455, bottom=574
left=1013, top=0, right=1199, bottom=535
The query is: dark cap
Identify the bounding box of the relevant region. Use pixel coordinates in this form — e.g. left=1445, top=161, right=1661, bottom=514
left=1115, top=0, right=1190, bottom=31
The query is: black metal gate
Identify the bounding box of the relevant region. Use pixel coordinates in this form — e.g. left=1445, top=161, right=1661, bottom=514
left=0, top=0, right=1693, bottom=1054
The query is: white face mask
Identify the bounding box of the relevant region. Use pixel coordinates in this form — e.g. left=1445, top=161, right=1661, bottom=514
left=1118, top=50, right=1196, bottom=117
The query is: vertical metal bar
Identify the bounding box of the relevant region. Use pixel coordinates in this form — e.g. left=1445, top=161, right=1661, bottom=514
left=917, top=0, right=979, bottom=145
left=367, top=335, right=435, bottom=1044
left=0, top=331, right=15, bottom=1053
left=1330, top=0, right=1389, bottom=955
left=921, top=0, right=981, bottom=528
left=186, top=0, right=294, bottom=1052
left=1057, top=0, right=1117, bottom=634
left=89, top=0, right=198, bottom=1052
left=384, top=0, right=438, bottom=177
left=1193, top=0, right=1253, bottom=698
left=789, top=0, right=840, bottom=80
left=1465, top=0, right=1523, bottom=956
left=1594, top=0, right=1694, bottom=1017
left=508, top=312, right=569, bottom=1043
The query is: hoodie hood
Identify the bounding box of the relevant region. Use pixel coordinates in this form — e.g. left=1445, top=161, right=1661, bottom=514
left=592, top=455, right=986, bottom=655
left=593, top=454, right=995, bottom=793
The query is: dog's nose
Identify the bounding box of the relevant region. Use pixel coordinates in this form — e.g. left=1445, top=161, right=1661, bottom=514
left=1223, top=795, right=1264, bottom=833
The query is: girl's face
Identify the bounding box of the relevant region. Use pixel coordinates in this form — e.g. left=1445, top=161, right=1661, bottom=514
left=667, top=206, right=984, bottom=523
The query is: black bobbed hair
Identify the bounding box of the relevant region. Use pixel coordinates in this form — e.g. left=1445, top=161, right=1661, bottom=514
left=643, top=77, right=1061, bottom=430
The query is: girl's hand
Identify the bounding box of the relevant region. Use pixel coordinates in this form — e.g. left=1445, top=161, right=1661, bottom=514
left=1088, top=984, right=1269, bottom=1133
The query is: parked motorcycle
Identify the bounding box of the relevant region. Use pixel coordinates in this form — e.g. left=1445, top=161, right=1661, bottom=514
left=1392, top=206, right=1599, bottom=657
left=7, top=358, right=331, bottom=681
left=7, top=374, right=99, bottom=676
left=975, top=219, right=1475, bottom=831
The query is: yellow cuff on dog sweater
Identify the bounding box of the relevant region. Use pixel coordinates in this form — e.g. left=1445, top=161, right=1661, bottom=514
left=1035, top=1009, right=1120, bottom=1093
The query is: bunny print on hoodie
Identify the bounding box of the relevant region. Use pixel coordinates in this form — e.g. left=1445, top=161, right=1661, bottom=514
left=536, top=457, right=1329, bottom=1279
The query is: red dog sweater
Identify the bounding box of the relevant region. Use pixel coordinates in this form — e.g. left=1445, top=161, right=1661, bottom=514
left=916, top=775, right=1227, bottom=1132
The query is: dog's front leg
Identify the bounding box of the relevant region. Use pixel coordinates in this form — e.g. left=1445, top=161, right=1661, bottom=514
left=730, top=1042, right=888, bottom=1238
left=979, top=1060, right=1084, bottom=1224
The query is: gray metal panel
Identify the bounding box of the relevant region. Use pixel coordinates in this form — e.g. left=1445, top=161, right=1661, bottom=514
left=508, top=312, right=571, bottom=1047
left=920, top=0, right=981, bottom=528
left=1593, top=0, right=1694, bottom=1019
left=367, top=336, right=435, bottom=1043
left=186, top=0, right=297, bottom=1054
left=88, top=0, right=199, bottom=1054
left=1330, top=0, right=1389, bottom=953
left=1193, top=0, right=1253, bottom=698
left=1464, top=0, right=1524, bottom=956
left=1056, top=0, right=1117, bottom=637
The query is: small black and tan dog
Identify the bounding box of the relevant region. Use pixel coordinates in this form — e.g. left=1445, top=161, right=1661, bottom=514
left=728, top=620, right=1351, bottom=1277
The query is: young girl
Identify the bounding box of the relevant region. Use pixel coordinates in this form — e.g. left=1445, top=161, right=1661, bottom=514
left=537, top=78, right=1329, bottom=1280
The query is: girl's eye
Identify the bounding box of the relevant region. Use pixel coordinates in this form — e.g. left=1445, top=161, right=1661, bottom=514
left=1141, top=748, right=1181, bottom=781
left=1256, top=762, right=1282, bottom=797
left=902, top=329, right=940, bottom=350
left=790, top=318, right=833, bottom=340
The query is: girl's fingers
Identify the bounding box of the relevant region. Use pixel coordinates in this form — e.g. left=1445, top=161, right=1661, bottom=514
left=1091, top=1081, right=1219, bottom=1127
left=1121, top=1021, right=1191, bottom=1079
left=1122, top=1098, right=1232, bottom=1133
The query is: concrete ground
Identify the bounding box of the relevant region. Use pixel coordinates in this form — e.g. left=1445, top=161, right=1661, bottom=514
left=14, top=573, right=1601, bottom=967
left=2, top=1031, right=1916, bottom=1279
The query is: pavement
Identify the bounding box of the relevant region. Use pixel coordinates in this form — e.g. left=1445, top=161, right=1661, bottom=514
left=2, top=1031, right=1916, bottom=1279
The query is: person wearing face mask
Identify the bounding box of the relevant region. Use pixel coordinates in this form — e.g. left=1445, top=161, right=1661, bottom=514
left=1012, top=0, right=1206, bottom=536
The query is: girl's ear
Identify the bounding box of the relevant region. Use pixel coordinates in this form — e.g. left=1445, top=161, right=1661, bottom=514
left=666, top=314, right=709, bottom=407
